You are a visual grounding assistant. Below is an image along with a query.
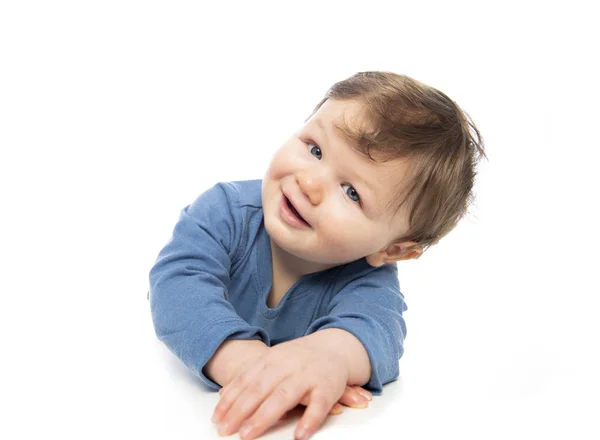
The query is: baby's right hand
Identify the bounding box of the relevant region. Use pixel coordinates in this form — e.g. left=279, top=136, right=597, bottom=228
left=327, top=385, right=372, bottom=415
left=285, top=385, right=373, bottom=418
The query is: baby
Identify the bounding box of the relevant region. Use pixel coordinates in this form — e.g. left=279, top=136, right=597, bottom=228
left=148, top=71, right=485, bottom=440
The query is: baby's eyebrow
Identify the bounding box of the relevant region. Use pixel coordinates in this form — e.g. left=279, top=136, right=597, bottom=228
left=358, top=172, right=375, bottom=194
left=362, top=188, right=381, bottom=218
left=313, top=118, right=329, bottom=143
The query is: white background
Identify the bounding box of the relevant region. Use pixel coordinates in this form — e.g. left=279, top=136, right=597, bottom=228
left=1, top=1, right=599, bottom=439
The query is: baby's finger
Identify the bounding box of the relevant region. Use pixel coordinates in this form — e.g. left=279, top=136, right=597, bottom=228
left=237, top=381, right=310, bottom=440
left=216, top=363, right=302, bottom=437
left=298, top=396, right=343, bottom=415
left=294, top=393, right=334, bottom=440
left=338, top=386, right=369, bottom=409
left=329, top=403, right=344, bottom=415
left=351, top=385, right=373, bottom=402
left=212, top=366, right=262, bottom=426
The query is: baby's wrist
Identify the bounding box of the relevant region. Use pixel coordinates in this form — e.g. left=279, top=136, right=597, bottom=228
left=204, top=339, right=269, bottom=387
left=307, top=328, right=371, bottom=386
left=225, top=340, right=269, bottom=385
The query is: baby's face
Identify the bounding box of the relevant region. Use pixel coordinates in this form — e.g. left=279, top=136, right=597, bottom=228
left=262, top=98, right=412, bottom=270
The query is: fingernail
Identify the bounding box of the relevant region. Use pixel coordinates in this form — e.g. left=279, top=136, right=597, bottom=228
left=217, top=422, right=229, bottom=436
left=352, top=395, right=368, bottom=408
left=211, top=412, right=221, bottom=424
left=354, top=394, right=367, bottom=404
left=358, top=390, right=372, bottom=401
left=295, top=426, right=309, bottom=440
left=239, top=424, right=253, bottom=439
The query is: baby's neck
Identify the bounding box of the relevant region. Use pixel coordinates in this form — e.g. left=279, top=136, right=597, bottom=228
left=269, top=239, right=335, bottom=279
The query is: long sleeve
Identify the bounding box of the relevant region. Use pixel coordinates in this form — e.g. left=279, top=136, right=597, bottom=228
left=304, top=262, right=407, bottom=395
left=149, top=183, right=269, bottom=389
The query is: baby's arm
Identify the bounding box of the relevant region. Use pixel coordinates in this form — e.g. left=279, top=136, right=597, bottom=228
left=149, top=183, right=269, bottom=389
left=305, top=262, right=407, bottom=394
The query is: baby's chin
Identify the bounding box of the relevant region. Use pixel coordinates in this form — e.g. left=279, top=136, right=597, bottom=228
left=264, top=214, right=363, bottom=267
left=276, top=239, right=359, bottom=269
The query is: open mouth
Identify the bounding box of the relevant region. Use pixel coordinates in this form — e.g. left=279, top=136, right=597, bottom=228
left=285, top=196, right=310, bottom=226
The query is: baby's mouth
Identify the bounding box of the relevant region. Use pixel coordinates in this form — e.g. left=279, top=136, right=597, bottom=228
left=285, top=196, right=310, bottom=226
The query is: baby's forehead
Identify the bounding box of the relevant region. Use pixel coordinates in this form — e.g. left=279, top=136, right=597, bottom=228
left=313, top=99, right=373, bottom=140
left=362, top=156, right=411, bottom=212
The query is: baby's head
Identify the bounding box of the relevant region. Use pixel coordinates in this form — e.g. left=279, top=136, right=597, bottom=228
left=262, top=71, right=485, bottom=271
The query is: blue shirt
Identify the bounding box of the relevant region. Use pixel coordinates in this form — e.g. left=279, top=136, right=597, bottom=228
left=149, top=180, right=408, bottom=394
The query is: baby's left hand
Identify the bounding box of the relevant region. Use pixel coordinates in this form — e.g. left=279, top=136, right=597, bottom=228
left=219, top=383, right=373, bottom=417
left=211, top=333, right=350, bottom=440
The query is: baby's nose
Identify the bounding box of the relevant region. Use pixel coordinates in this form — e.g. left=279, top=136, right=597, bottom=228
left=296, top=171, right=324, bottom=205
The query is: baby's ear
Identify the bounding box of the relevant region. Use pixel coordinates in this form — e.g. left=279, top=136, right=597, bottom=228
left=397, top=244, right=423, bottom=261
left=366, top=241, right=423, bottom=267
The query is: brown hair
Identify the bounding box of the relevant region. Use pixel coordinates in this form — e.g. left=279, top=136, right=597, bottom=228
left=309, top=71, right=486, bottom=255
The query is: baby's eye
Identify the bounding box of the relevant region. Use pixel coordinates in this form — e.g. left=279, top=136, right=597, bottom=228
left=342, top=183, right=360, bottom=203
left=308, top=143, right=322, bottom=160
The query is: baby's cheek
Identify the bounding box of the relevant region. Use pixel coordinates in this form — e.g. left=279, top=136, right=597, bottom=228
left=319, top=221, right=369, bottom=261
left=267, top=147, right=302, bottom=179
